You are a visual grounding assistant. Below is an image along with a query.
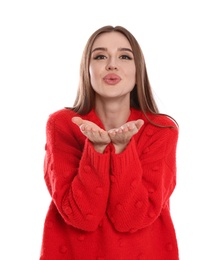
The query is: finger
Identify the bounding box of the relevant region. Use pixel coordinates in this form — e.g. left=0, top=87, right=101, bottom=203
left=135, top=119, right=144, bottom=130
left=80, top=124, right=86, bottom=132
left=108, top=129, right=117, bottom=136
left=122, top=124, right=130, bottom=132
left=72, top=117, right=83, bottom=126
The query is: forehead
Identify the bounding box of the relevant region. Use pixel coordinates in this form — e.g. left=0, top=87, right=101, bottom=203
left=92, top=31, right=131, bottom=50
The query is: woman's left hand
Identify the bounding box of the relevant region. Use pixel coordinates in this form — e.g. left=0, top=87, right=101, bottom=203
left=108, top=120, right=144, bottom=153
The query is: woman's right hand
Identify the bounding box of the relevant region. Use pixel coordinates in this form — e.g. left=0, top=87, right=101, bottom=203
left=72, top=117, right=111, bottom=153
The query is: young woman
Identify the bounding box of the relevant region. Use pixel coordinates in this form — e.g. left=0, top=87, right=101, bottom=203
left=40, top=25, right=179, bottom=259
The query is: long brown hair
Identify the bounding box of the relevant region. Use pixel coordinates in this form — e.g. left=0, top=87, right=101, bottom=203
left=68, top=25, right=177, bottom=127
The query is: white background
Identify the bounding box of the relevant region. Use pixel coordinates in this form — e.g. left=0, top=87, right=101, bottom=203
left=0, top=0, right=203, bottom=259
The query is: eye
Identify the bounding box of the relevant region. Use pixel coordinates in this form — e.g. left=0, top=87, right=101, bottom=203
left=93, top=55, right=107, bottom=60
left=119, top=55, right=132, bottom=60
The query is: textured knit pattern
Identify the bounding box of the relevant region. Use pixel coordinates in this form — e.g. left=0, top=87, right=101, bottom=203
left=40, top=108, right=179, bottom=260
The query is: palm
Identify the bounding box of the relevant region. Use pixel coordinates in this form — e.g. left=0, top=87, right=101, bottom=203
left=108, top=120, right=144, bottom=145
left=72, top=117, right=111, bottom=145
left=72, top=117, right=144, bottom=154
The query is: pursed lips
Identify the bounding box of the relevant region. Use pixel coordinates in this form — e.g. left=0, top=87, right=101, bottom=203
left=103, top=74, right=121, bottom=85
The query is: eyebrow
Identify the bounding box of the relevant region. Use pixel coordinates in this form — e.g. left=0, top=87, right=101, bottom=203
left=91, top=47, right=133, bottom=53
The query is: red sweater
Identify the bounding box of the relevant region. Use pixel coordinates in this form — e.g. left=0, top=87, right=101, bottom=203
left=40, top=108, right=179, bottom=260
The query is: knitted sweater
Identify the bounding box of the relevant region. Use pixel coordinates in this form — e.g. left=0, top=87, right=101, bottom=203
left=40, top=108, right=179, bottom=260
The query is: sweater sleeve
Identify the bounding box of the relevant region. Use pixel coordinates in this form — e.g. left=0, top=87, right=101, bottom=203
left=107, top=124, right=179, bottom=232
left=44, top=112, right=111, bottom=231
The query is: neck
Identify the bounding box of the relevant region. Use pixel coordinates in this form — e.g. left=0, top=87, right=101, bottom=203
left=94, top=97, right=131, bottom=130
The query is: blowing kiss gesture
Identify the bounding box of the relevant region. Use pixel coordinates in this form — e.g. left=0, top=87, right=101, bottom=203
left=72, top=117, right=144, bottom=154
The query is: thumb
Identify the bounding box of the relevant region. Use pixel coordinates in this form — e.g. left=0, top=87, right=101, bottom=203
left=135, top=119, right=144, bottom=130
left=72, top=116, right=83, bottom=127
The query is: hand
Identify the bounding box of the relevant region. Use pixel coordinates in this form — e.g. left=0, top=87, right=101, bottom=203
left=108, top=120, right=144, bottom=153
left=72, top=117, right=144, bottom=154
left=72, top=117, right=111, bottom=153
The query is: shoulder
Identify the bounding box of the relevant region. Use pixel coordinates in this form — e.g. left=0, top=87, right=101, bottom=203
left=46, top=108, right=79, bottom=134
left=147, top=113, right=178, bottom=128
left=141, top=113, right=179, bottom=145
left=130, top=109, right=179, bottom=145
left=47, top=108, right=77, bottom=125
left=135, top=113, right=179, bottom=157
left=146, top=113, right=178, bottom=133
left=45, top=108, right=85, bottom=148
left=131, top=109, right=178, bottom=131
left=48, top=108, right=77, bottom=121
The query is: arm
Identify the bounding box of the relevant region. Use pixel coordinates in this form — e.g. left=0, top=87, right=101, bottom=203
left=44, top=113, right=111, bottom=231
left=107, top=124, right=179, bottom=232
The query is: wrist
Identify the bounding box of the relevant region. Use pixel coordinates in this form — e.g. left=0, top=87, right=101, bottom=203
left=93, top=143, right=108, bottom=154
left=113, top=143, right=127, bottom=154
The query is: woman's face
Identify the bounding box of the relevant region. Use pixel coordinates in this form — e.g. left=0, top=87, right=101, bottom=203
left=89, top=31, right=136, bottom=101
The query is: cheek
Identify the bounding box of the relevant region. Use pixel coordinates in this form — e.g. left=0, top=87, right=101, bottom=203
left=89, top=66, right=98, bottom=87
left=127, top=67, right=136, bottom=85
left=89, top=66, right=93, bottom=78
left=89, top=65, right=97, bottom=79
left=89, top=63, right=101, bottom=78
left=125, top=62, right=136, bottom=77
left=131, top=67, right=136, bottom=84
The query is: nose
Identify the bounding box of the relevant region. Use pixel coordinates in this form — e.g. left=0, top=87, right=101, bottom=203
left=105, top=58, right=118, bottom=70
left=106, top=65, right=117, bottom=70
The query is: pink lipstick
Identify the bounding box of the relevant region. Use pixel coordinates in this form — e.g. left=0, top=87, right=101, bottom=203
left=103, top=74, right=121, bottom=85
